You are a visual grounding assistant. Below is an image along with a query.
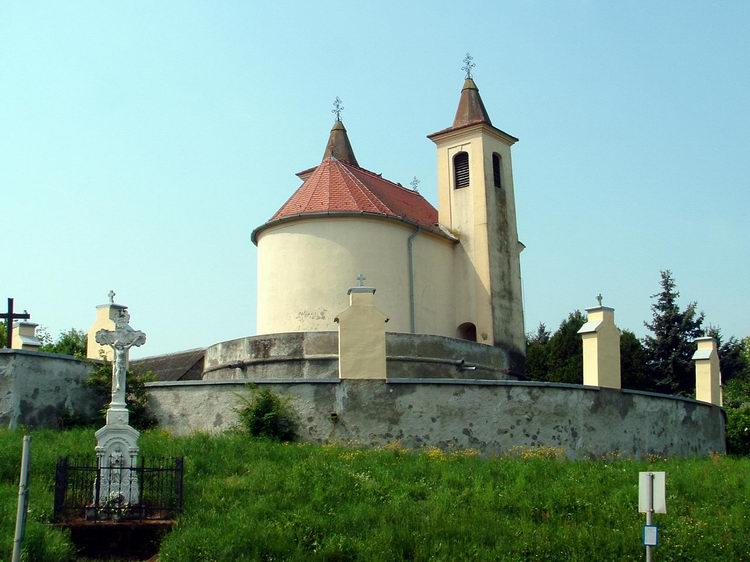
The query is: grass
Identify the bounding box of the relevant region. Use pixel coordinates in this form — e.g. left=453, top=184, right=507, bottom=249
left=1, top=429, right=749, bottom=561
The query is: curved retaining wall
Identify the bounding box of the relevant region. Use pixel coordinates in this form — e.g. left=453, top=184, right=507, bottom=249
left=203, top=332, right=514, bottom=381
left=146, top=379, right=726, bottom=458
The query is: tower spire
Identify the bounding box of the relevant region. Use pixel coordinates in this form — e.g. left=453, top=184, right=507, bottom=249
left=322, top=96, right=359, bottom=165
left=453, top=54, right=492, bottom=128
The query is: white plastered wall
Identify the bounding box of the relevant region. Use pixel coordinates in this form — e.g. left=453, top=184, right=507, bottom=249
left=256, top=217, right=456, bottom=337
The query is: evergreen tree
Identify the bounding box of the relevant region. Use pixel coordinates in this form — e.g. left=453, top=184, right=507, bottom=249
left=544, top=311, right=585, bottom=384
left=706, top=326, right=747, bottom=383
left=620, top=329, right=649, bottom=391
left=525, top=323, right=551, bottom=381
left=642, top=270, right=704, bottom=396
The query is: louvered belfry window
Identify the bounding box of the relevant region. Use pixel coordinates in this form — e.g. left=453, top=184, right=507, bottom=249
left=492, top=153, right=502, bottom=188
left=454, top=152, right=470, bottom=188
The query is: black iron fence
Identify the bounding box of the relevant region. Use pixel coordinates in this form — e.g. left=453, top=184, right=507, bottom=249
left=54, top=456, right=184, bottom=523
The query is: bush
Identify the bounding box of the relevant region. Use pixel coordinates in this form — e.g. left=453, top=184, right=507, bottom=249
left=58, top=359, right=158, bottom=430
left=726, top=407, right=750, bottom=455
left=234, top=385, right=298, bottom=441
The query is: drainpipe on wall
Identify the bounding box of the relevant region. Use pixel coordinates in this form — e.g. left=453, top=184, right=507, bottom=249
left=407, top=227, right=421, bottom=334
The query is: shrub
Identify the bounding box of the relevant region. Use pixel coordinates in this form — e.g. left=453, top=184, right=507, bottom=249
left=234, top=385, right=298, bottom=441
left=726, top=407, right=750, bottom=455
left=58, top=359, right=158, bottom=430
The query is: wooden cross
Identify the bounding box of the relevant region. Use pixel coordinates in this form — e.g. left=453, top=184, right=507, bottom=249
left=1, top=298, right=31, bottom=349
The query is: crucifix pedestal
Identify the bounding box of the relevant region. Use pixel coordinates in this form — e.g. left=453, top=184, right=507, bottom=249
left=93, top=308, right=146, bottom=507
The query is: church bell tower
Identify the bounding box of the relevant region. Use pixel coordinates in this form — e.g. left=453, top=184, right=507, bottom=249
left=428, top=59, right=525, bottom=370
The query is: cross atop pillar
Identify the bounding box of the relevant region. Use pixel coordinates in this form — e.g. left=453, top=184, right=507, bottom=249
left=356, top=273, right=366, bottom=287
left=1, top=298, right=31, bottom=349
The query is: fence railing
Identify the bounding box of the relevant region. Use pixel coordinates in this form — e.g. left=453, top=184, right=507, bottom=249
left=53, top=455, right=184, bottom=523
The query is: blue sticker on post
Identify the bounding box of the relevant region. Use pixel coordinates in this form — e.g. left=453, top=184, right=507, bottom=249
left=643, top=524, right=658, bottom=546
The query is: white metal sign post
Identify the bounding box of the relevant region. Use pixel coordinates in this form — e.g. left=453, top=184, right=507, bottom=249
left=639, top=471, right=666, bottom=561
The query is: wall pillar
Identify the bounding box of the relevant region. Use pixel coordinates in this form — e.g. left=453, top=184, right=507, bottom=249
left=692, top=337, right=721, bottom=406
left=334, top=286, right=388, bottom=379
left=11, top=321, right=41, bottom=351
left=87, top=301, right=127, bottom=360
left=577, top=306, right=621, bottom=389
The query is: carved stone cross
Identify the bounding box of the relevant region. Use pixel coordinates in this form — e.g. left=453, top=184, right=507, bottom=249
left=108, top=290, right=116, bottom=304
left=95, top=309, right=146, bottom=409
left=596, top=293, right=603, bottom=307
left=356, top=273, right=366, bottom=287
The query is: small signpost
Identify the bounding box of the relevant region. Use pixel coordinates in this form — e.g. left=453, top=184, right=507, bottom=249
left=639, top=471, right=666, bottom=561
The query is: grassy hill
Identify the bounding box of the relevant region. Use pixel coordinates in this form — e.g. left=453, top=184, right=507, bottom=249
left=1, top=429, right=748, bottom=561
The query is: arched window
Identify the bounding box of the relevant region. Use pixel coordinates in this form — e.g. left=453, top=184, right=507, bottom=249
left=457, top=322, right=477, bottom=342
left=453, top=152, right=470, bottom=189
left=492, top=153, right=502, bottom=188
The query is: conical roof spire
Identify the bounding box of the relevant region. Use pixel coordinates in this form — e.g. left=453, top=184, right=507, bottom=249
left=322, top=96, right=358, bottom=166
left=452, top=78, right=492, bottom=128
left=323, top=119, right=359, bottom=166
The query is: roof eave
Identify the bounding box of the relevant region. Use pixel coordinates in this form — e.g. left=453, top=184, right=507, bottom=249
left=251, top=212, right=457, bottom=245
left=427, top=121, right=519, bottom=145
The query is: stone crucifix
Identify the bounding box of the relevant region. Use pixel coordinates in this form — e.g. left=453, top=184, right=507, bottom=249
left=95, top=308, right=146, bottom=410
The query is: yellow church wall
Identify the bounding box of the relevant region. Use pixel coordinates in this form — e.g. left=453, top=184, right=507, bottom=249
left=256, top=217, right=457, bottom=338
left=431, top=125, right=525, bottom=351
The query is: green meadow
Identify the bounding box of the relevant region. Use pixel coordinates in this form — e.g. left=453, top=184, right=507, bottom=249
left=1, top=429, right=748, bottom=561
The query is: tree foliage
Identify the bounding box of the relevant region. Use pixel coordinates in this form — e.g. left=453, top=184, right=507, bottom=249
left=39, top=327, right=87, bottom=358
left=642, top=270, right=705, bottom=396
left=58, top=357, right=158, bottom=430
left=525, top=312, right=584, bottom=384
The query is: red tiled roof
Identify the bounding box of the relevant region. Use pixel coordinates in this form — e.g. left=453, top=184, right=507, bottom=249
left=252, top=158, right=441, bottom=241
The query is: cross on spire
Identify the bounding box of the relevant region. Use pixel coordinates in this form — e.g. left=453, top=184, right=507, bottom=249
left=1, top=298, right=31, bottom=349
left=332, top=96, right=344, bottom=121
left=462, top=53, right=476, bottom=80
left=410, top=176, right=420, bottom=192
left=356, top=273, right=366, bottom=287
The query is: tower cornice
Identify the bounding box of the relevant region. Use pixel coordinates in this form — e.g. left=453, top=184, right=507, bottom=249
left=427, top=121, right=518, bottom=146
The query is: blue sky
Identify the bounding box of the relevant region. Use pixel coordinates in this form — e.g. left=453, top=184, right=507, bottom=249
left=2, top=1, right=748, bottom=358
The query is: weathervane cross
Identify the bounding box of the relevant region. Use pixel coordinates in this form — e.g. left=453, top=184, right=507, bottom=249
left=332, top=96, right=344, bottom=121
left=462, top=53, right=476, bottom=80
left=410, top=176, right=420, bottom=192
left=356, top=273, right=366, bottom=287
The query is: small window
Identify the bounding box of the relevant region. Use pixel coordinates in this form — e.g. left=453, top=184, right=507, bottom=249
left=492, top=153, right=502, bottom=188
left=454, top=152, right=470, bottom=189
left=457, top=322, right=477, bottom=341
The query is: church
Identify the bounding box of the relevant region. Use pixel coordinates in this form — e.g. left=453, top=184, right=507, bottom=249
left=251, top=72, right=526, bottom=375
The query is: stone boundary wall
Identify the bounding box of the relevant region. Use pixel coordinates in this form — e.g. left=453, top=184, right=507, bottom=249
left=0, top=350, right=98, bottom=429
left=145, top=378, right=726, bottom=458
left=203, top=332, right=513, bottom=381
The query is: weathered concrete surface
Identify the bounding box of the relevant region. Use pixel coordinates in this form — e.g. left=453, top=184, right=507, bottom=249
left=146, top=379, right=725, bottom=458
left=0, top=350, right=98, bottom=429
left=202, top=332, right=514, bottom=381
